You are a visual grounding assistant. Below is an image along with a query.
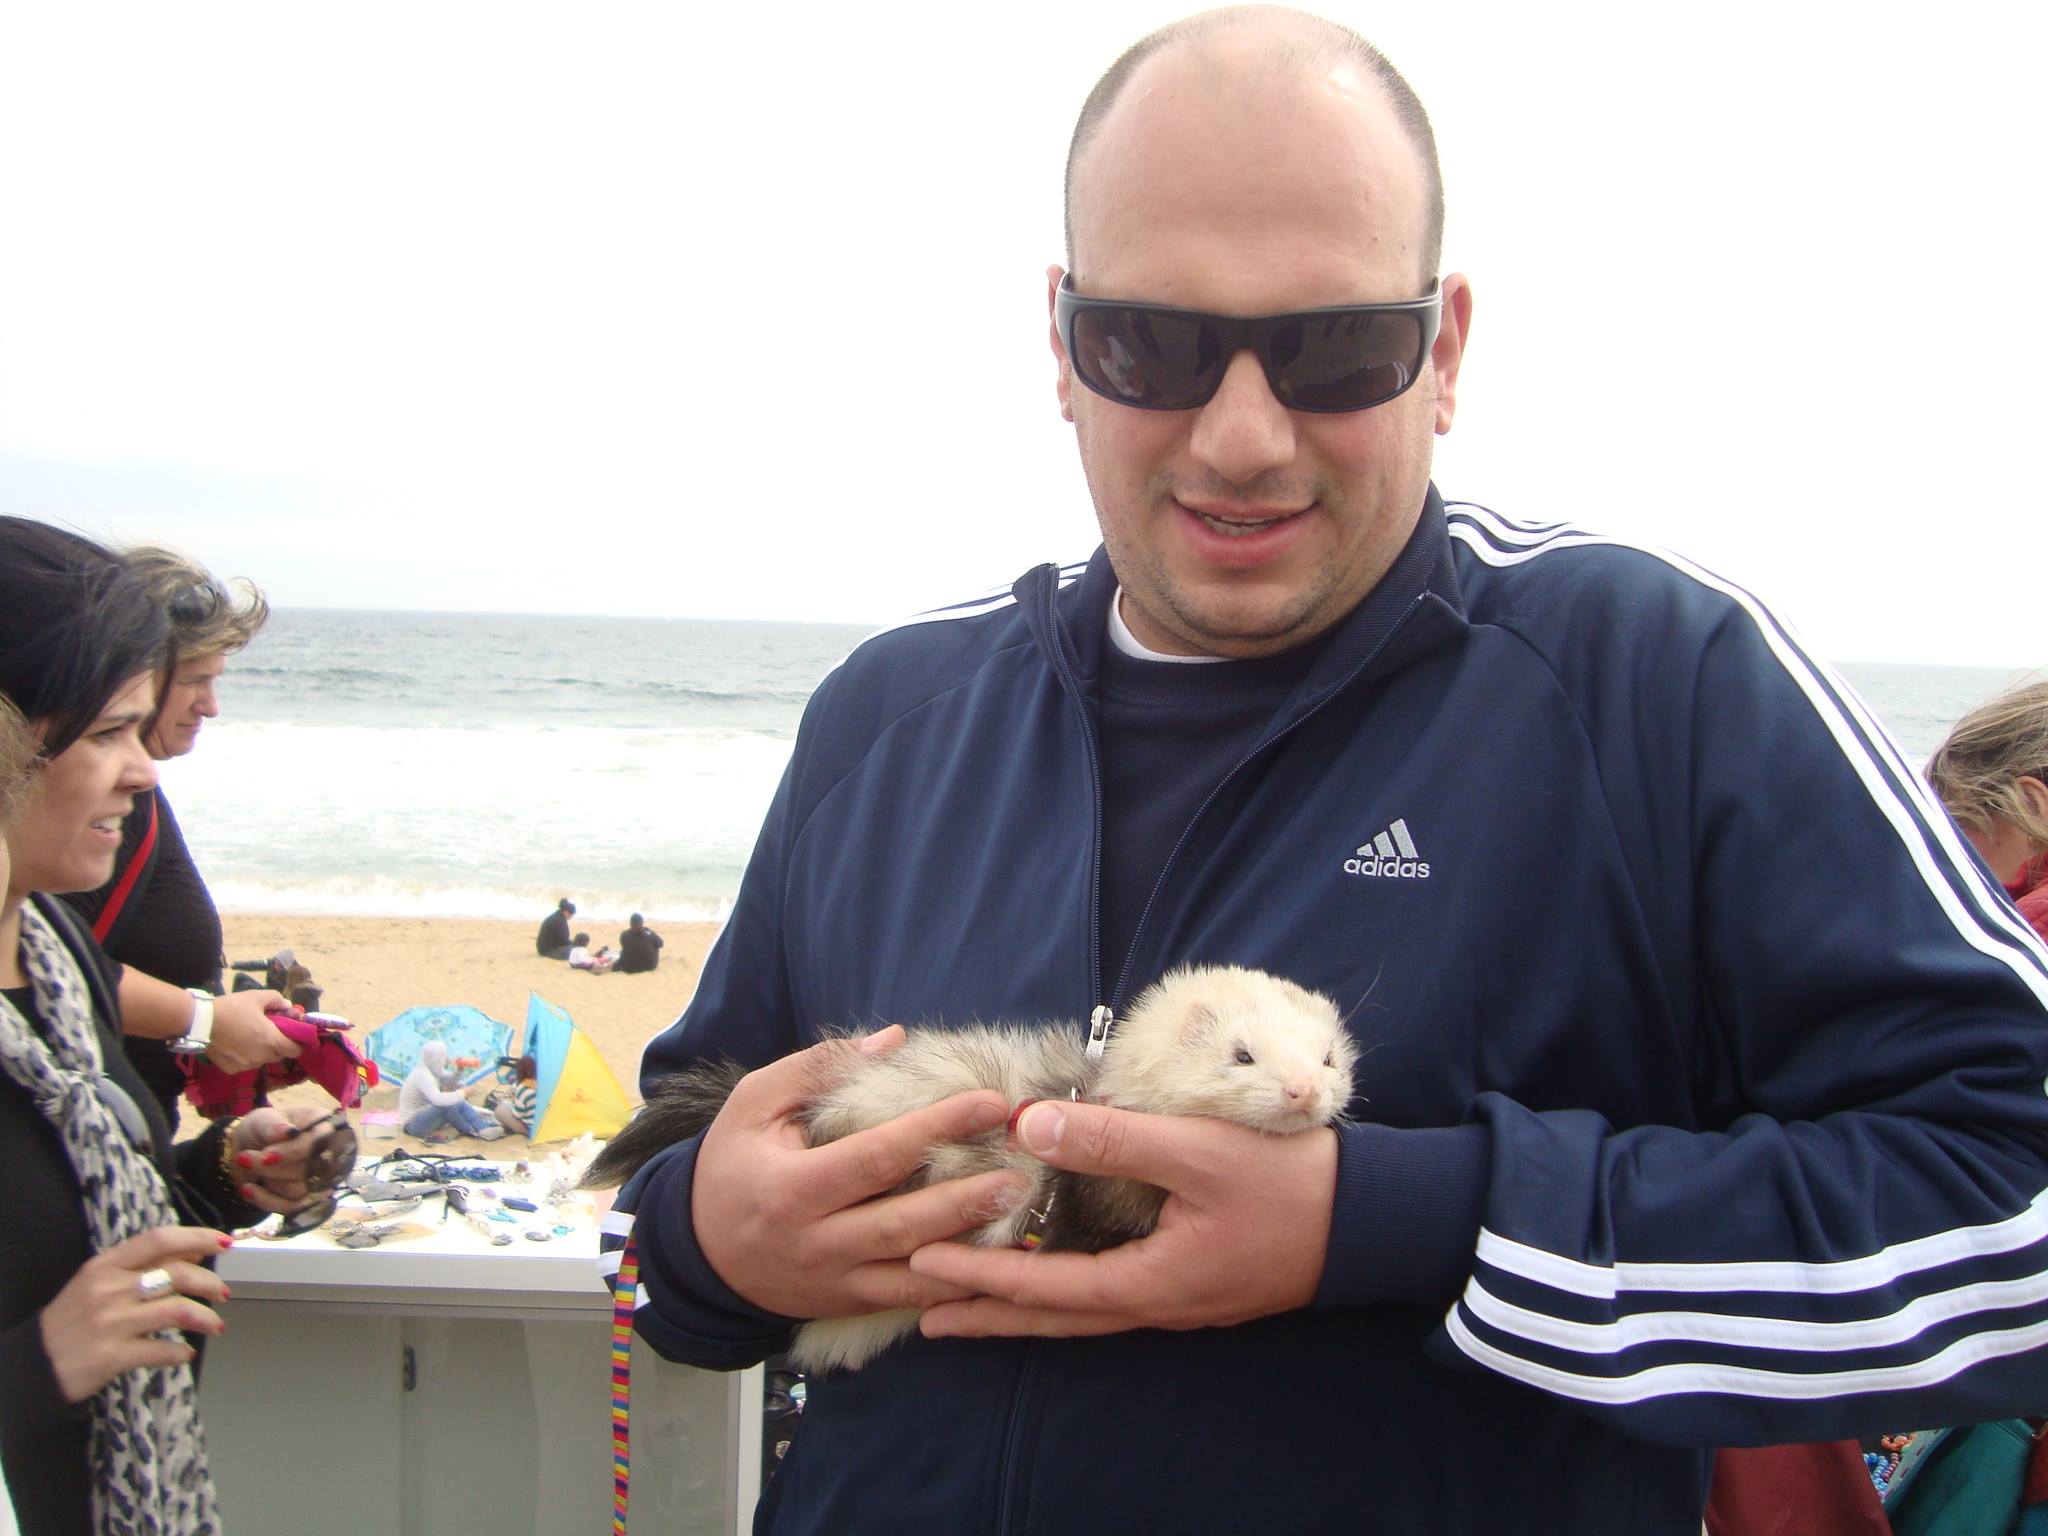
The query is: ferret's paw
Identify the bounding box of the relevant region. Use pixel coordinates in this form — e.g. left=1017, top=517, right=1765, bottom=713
left=788, top=1309, right=922, bottom=1374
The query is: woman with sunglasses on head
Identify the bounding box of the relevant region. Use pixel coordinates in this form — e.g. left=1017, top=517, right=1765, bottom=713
left=0, top=517, right=332, bottom=1536
left=1930, top=679, right=2048, bottom=944
left=61, top=547, right=301, bottom=1132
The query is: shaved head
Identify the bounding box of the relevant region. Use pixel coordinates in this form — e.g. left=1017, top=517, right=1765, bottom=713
left=1064, top=6, right=1443, bottom=288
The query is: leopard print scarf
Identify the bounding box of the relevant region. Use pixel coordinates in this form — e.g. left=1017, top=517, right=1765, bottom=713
left=0, top=901, right=219, bottom=1534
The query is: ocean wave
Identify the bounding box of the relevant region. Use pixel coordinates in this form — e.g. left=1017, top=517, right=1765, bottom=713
left=208, top=874, right=736, bottom=926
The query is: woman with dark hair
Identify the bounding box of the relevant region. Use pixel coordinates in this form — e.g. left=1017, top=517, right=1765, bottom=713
left=62, top=545, right=299, bottom=1128
left=0, top=516, right=331, bottom=1535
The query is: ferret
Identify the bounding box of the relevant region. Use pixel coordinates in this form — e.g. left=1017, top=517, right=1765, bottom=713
left=584, top=964, right=1357, bottom=1373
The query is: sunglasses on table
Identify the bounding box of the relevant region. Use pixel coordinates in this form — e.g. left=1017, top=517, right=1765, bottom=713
left=1055, top=277, right=1442, bottom=414
left=265, top=1110, right=361, bottom=1239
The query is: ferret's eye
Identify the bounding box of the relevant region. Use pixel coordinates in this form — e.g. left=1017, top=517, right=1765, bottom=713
left=1322, top=1052, right=1334, bottom=1068
left=1233, top=1047, right=1254, bottom=1066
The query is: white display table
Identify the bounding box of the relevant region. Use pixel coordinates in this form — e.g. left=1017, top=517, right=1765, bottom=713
left=203, top=1197, right=762, bottom=1536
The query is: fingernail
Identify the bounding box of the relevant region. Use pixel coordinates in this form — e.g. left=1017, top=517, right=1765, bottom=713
left=1018, top=1103, right=1064, bottom=1154
left=968, top=1099, right=1008, bottom=1131
left=1005, top=1099, right=1040, bottom=1138
left=261, top=1152, right=281, bottom=1167
left=234, top=1153, right=253, bottom=1169
left=217, top=1235, right=235, bottom=1249
left=240, top=1183, right=259, bottom=1198
left=220, top=1286, right=232, bottom=1301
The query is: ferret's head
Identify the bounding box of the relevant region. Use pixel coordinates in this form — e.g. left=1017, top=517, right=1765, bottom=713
left=1097, top=965, right=1357, bottom=1133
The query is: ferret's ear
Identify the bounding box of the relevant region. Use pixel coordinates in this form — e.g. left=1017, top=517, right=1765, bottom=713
left=1179, top=1002, right=1216, bottom=1042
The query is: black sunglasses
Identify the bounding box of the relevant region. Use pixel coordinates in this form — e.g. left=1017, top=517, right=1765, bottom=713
left=1056, top=277, right=1442, bottom=414
left=167, top=579, right=228, bottom=627
left=267, top=1111, right=361, bottom=1239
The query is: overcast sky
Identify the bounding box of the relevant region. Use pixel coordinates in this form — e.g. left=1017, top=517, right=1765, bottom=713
left=1, top=2, right=2041, bottom=667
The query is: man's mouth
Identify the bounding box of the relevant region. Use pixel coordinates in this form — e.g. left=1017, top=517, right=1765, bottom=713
left=1193, top=510, right=1291, bottom=538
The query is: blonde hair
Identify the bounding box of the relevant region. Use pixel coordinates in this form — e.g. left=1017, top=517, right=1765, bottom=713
left=124, top=546, right=270, bottom=658
left=1927, top=678, right=2048, bottom=851
left=0, top=694, right=37, bottom=830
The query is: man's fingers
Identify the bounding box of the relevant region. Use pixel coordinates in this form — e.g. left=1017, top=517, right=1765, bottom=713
left=807, top=1090, right=1011, bottom=1209
left=842, top=1259, right=982, bottom=1312
left=724, top=1027, right=905, bottom=1125
left=1011, top=1100, right=1219, bottom=1187
left=919, top=1295, right=1140, bottom=1341
left=910, top=1240, right=1128, bottom=1315
left=825, top=1169, right=1032, bottom=1263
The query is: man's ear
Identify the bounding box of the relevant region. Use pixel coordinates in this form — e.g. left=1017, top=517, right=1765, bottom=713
left=1048, top=264, right=1075, bottom=423
left=1431, top=272, right=1474, bottom=436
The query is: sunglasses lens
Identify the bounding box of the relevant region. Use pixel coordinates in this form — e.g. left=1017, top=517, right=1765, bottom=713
left=1268, top=311, right=1428, bottom=412
left=1069, top=306, right=1220, bottom=408
left=277, top=1195, right=337, bottom=1237
left=304, top=1119, right=360, bottom=1194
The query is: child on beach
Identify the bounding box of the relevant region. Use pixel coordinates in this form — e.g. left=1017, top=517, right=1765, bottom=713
left=486, top=1054, right=539, bottom=1138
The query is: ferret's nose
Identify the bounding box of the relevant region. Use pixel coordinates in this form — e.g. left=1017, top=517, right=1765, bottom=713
left=1285, top=1080, right=1319, bottom=1107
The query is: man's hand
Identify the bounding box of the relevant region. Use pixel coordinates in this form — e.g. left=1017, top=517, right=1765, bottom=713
left=692, top=1027, right=1030, bottom=1320
left=204, top=991, right=301, bottom=1073
left=909, top=1099, right=1337, bottom=1341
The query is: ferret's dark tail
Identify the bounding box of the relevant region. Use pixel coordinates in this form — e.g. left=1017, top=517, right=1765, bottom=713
left=580, top=1057, right=751, bottom=1189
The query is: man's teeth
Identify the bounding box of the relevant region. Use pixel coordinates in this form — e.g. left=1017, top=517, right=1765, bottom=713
left=91, top=818, right=122, bottom=831
left=1196, top=511, right=1285, bottom=537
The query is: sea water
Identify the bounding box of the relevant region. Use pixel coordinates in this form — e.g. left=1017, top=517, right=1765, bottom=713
left=167, top=609, right=2035, bottom=924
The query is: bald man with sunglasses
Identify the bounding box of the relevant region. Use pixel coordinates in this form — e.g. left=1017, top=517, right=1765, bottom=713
left=615, top=10, right=2048, bottom=1532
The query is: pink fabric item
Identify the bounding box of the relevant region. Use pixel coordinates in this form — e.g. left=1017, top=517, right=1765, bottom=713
left=182, top=1013, right=379, bottom=1120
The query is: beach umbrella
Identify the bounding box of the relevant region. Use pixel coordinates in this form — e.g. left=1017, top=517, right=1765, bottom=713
left=522, top=992, right=632, bottom=1141
left=366, top=1005, right=514, bottom=1089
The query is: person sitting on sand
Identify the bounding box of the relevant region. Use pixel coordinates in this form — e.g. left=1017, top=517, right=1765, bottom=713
left=614, top=912, right=663, bottom=974
left=536, top=898, right=575, bottom=960
left=566, top=933, right=614, bottom=973
left=398, top=1041, right=501, bottom=1141
left=486, top=1054, right=539, bottom=1138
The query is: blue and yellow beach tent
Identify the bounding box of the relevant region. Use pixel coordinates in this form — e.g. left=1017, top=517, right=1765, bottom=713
left=522, top=992, right=632, bottom=1142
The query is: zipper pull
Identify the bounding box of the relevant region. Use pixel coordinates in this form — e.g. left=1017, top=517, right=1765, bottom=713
left=1085, top=1004, right=1114, bottom=1062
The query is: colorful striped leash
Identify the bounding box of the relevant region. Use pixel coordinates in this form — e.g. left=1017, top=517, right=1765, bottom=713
left=609, top=1232, right=639, bottom=1535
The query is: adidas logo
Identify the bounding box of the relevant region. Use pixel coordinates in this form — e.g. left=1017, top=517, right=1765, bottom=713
left=1343, top=818, right=1431, bottom=880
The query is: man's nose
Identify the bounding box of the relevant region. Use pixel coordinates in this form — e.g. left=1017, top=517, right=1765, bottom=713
left=197, top=684, right=220, bottom=718
left=1188, top=350, right=1296, bottom=484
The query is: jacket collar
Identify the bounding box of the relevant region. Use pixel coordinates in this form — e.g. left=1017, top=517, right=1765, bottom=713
left=1017, top=483, right=1467, bottom=709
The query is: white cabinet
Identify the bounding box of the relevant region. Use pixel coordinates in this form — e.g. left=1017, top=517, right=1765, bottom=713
left=203, top=1222, right=761, bottom=1536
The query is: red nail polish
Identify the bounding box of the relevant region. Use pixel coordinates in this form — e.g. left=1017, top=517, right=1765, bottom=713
left=240, top=1183, right=258, bottom=1198
left=1007, top=1099, right=1040, bottom=1138
left=261, top=1151, right=281, bottom=1167
left=220, top=1285, right=232, bottom=1300
left=217, top=1235, right=234, bottom=1249
left=235, top=1153, right=253, bottom=1169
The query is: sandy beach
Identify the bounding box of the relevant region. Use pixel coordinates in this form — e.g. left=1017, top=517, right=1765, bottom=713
left=190, top=914, right=720, bottom=1153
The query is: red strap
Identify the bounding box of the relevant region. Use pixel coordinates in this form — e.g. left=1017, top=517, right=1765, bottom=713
left=92, top=795, right=159, bottom=943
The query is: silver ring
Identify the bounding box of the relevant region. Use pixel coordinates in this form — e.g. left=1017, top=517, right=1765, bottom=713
left=136, top=1267, right=175, bottom=1304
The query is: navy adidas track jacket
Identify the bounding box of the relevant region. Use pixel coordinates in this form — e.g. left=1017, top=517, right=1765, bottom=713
left=614, top=492, right=2048, bottom=1534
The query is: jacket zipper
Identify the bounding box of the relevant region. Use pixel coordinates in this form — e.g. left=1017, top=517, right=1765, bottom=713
left=991, top=578, right=1428, bottom=1534
left=1108, top=591, right=1430, bottom=1009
